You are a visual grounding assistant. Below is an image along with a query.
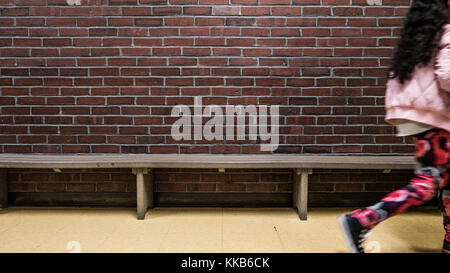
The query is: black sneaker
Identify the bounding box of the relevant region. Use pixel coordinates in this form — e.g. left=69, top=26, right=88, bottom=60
left=443, top=240, right=450, bottom=253
left=338, top=212, right=371, bottom=253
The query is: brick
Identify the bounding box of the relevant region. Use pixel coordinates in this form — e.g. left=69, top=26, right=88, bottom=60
left=241, top=7, right=270, bottom=16
left=183, top=7, right=211, bottom=15
left=135, top=18, right=163, bottom=26
left=303, top=7, right=331, bottom=16
left=246, top=183, right=277, bottom=192
left=165, top=17, right=194, bottom=26
left=187, top=183, right=216, bottom=192
left=91, top=7, right=121, bottom=16
left=231, top=0, right=257, bottom=4
left=333, top=7, right=362, bottom=16
left=37, top=183, right=65, bottom=192
left=335, top=183, right=364, bottom=192
left=261, top=0, right=289, bottom=4
left=140, top=0, right=166, bottom=3
left=212, top=6, right=239, bottom=15
left=272, top=7, right=301, bottom=16
left=97, top=183, right=127, bottom=192
left=8, top=183, right=36, bottom=192
left=110, top=0, right=137, bottom=4
left=16, top=18, right=44, bottom=26
left=226, top=18, right=255, bottom=26
left=67, top=184, right=96, bottom=192
left=0, top=1, right=416, bottom=199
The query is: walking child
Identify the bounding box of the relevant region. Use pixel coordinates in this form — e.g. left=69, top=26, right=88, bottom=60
left=338, top=0, right=450, bottom=253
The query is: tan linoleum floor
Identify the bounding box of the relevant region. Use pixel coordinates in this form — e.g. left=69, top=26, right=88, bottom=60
left=0, top=207, right=445, bottom=253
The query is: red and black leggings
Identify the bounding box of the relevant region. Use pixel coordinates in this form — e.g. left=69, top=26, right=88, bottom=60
left=352, top=128, right=450, bottom=248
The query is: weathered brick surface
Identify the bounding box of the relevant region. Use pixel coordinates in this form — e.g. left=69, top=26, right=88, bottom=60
left=0, top=0, right=414, bottom=154
left=1, top=1, right=417, bottom=202
left=7, top=168, right=411, bottom=196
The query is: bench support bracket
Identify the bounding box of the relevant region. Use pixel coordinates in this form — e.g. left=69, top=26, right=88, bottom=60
left=0, top=169, right=6, bottom=210
left=132, top=168, right=153, bottom=220
left=293, top=168, right=312, bottom=221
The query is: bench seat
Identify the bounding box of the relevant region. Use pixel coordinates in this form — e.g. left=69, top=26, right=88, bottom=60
left=0, top=153, right=416, bottom=221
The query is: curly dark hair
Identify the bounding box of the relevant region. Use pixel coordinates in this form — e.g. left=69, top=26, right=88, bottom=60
left=389, top=0, right=449, bottom=84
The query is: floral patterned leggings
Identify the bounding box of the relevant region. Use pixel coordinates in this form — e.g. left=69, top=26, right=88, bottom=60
left=352, top=128, right=450, bottom=249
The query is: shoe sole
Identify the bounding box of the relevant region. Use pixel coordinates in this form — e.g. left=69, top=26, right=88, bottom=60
left=338, top=215, right=359, bottom=253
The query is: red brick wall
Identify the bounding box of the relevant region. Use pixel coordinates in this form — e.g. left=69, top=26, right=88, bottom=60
left=8, top=168, right=411, bottom=194
left=7, top=168, right=413, bottom=207
left=0, top=0, right=414, bottom=154
left=1, top=0, right=417, bottom=206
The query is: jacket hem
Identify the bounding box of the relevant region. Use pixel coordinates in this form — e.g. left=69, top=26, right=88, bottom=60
left=385, top=107, right=450, bottom=132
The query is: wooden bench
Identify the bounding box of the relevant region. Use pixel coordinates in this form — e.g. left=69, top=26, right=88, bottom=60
left=0, top=153, right=416, bottom=221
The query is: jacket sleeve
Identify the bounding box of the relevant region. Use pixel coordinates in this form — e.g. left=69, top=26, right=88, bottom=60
left=435, top=30, right=450, bottom=92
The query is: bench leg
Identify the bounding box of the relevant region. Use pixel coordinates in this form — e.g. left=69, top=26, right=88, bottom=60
left=144, top=171, right=154, bottom=210
left=133, top=168, right=153, bottom=220
left=0, top=169, right=6, bottom=210
left=293, top=168, right=312, bottom=221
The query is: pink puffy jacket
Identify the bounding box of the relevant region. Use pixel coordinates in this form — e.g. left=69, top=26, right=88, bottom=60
left=385, top=24, right=450, bottom=132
